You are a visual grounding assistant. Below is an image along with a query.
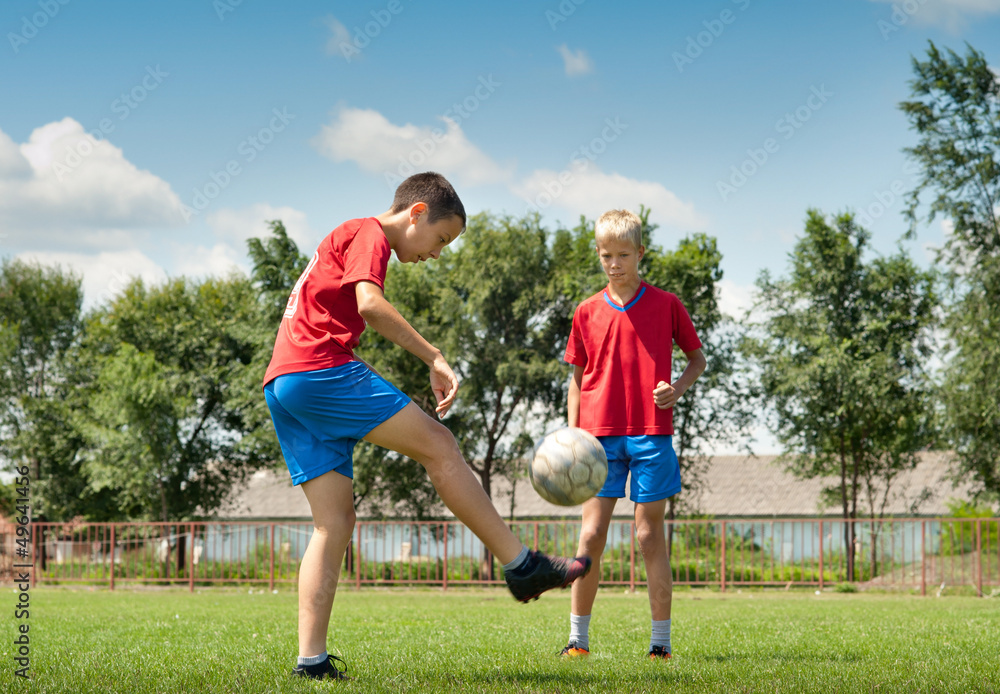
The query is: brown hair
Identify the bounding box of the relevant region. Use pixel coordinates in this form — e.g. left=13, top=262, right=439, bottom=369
left=390, top=172, right=466, bottom=229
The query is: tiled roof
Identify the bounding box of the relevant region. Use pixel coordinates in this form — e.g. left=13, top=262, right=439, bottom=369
left=213, top=452, right=975, bottom=521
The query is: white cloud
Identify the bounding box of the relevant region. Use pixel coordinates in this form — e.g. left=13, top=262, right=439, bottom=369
left=16, top=248, right=168, bottom=311
left=173, top=243, right=246, bottom=281
left=557, top=44, right=594, bottom=77
left=311, top=107, right=511, bottom=187
left=323, top=15, right=355, bottom=58
left=870, top=0, right=1000, bottom=32
left=514, top=163, right=707, bottom=232
left=717, top=279, right=758, bottom=321
left=207, top=203, right=318, bottom=253
left=0, top=119, right=184, bottom=250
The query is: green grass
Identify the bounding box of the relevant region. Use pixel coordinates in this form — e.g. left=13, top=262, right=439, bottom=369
left=3, top=586, right=999, bottom=693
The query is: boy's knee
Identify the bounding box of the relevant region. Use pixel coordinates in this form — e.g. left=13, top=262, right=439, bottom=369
left=635, top=523, right=666, bottom=552
left=580, top=524, right=609, bottom=551
left=416, top=421, right=463, bottom=465
left=313, top=507, right=356, bottom=536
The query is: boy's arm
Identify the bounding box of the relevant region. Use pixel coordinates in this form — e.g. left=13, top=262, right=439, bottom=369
left=567, top=364, right=584, bottom=427
left=653, top=348, right=707, bottom=410
left=355, top=280, right=457, bottom=417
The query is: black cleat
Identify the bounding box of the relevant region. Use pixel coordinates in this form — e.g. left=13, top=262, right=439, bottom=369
left=648, top=645, right=672, bottom=660
left=504, top=551, right=591, bottom=603
left=291, top=654, right=351, bottom=680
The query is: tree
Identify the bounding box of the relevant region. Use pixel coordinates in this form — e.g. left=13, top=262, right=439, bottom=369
left=80, top=275, right=268, bottom=521
left=644, top=232, right=759, bottom=521
left=900, top=41, right=1000, bottom=501
left=746, top=210, right=937, bottom=578
left=0, top=259, right=99, bottom=520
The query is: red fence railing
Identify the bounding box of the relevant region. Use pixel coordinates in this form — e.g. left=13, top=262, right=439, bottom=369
left=2, top=518, right=997, bottom=595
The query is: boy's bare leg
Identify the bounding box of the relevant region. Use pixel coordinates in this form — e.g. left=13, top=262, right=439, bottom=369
left=363, top=402, right=522, bottom=564
left=570, top=496, right=617, bottom=616
left=298, top=470, right=356, bottom=658
left=635, top=498, right=672, bottom=620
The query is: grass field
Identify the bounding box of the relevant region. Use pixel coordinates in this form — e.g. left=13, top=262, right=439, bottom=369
left=2, top=586, right=999, bottom=693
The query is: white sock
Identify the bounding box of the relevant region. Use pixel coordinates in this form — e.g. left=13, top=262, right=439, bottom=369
left=569, top=613, right=591, bottom=651
left=298, top=651, right=328, bottom=666
left=651, top=618, right=671, bottom=652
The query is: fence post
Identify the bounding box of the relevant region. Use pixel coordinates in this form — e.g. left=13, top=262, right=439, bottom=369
left=109, top=524, right=116, bottom=591
left=720, top=521, right=727, bottom=593
left=30, top=523, right=38, bottom=588
left=818, top=520, right=824, bottom=591
left=629, top=521, right=636, bottom=594
left=442, top=522, right=449, bottom=593
left=920, top=520, right=926, bottom=597
left=977, top=518, right=983, bottom=598
left=269, top=523, right=276, bottom=593
left=188, top=523, right=195, bottom=593
left=355, top=522, right=362, bottom=590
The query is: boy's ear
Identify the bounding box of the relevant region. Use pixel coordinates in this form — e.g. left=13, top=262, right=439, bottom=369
left=638, top=244, right=645, bottom=260
left=409, top=202, right=428, bottom=224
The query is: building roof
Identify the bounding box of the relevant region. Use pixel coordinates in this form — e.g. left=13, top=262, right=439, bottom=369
left=213, top=452, right=975, bottom=521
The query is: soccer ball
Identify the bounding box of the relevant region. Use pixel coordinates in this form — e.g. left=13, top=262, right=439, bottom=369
left=529, top=427, right=608, bottom=506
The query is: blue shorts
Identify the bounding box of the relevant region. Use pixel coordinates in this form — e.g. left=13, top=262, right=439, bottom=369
left=263, top=362, right=411, bottom=485
left=596, top=435, right=682, bottom=504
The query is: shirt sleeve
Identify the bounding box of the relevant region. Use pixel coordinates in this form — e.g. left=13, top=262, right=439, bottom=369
left=564, top=305, right=588, bottom=367
left=342, top=220, right=390, bottom=289
left=672, top=296, right=703, bottom=353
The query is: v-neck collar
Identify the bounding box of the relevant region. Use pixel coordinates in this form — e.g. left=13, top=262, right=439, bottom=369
left=603, top=283, right=646, bottom=312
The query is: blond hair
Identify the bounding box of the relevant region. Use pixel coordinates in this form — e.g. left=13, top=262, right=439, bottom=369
left=595, top=209, right=643, bottom=249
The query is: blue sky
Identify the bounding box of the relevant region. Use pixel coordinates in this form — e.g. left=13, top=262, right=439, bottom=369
left=4, top=0, right=1000, bottom=314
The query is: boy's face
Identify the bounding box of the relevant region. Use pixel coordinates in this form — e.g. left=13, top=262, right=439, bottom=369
left=398, top=204, right=462, bottom=263
left=596, top=238, right=644, bottom=286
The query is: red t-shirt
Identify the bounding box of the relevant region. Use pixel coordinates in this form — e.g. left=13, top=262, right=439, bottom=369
left=263, top=218, right=391, bottom=385
left=564, top=282, right=702, bottom=436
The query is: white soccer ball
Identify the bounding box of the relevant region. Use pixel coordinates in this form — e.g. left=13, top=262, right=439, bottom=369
left=529, top=427, right=608, bottom=506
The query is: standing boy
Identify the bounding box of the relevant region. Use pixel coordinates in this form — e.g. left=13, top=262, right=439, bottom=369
left=560, top=209, right=706, bottom=660
left=263, top=172, right=591, bottom=680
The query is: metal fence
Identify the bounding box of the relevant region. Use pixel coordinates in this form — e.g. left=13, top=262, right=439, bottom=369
left=2, top=517, right=997, bottom=595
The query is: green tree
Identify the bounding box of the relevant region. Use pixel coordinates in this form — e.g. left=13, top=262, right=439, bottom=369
left=900, top=41, right=1000, bottom=500
left=80, top=275, right=267, bottom=521
left=747, top=210, right=937, bottom=578
left=0, top=259, right=99, bottom=520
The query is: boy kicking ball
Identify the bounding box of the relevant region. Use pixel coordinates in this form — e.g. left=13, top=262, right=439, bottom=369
left=560, top=209, right=706, bottom=661
left=262, top=172, right=591, bottom=681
